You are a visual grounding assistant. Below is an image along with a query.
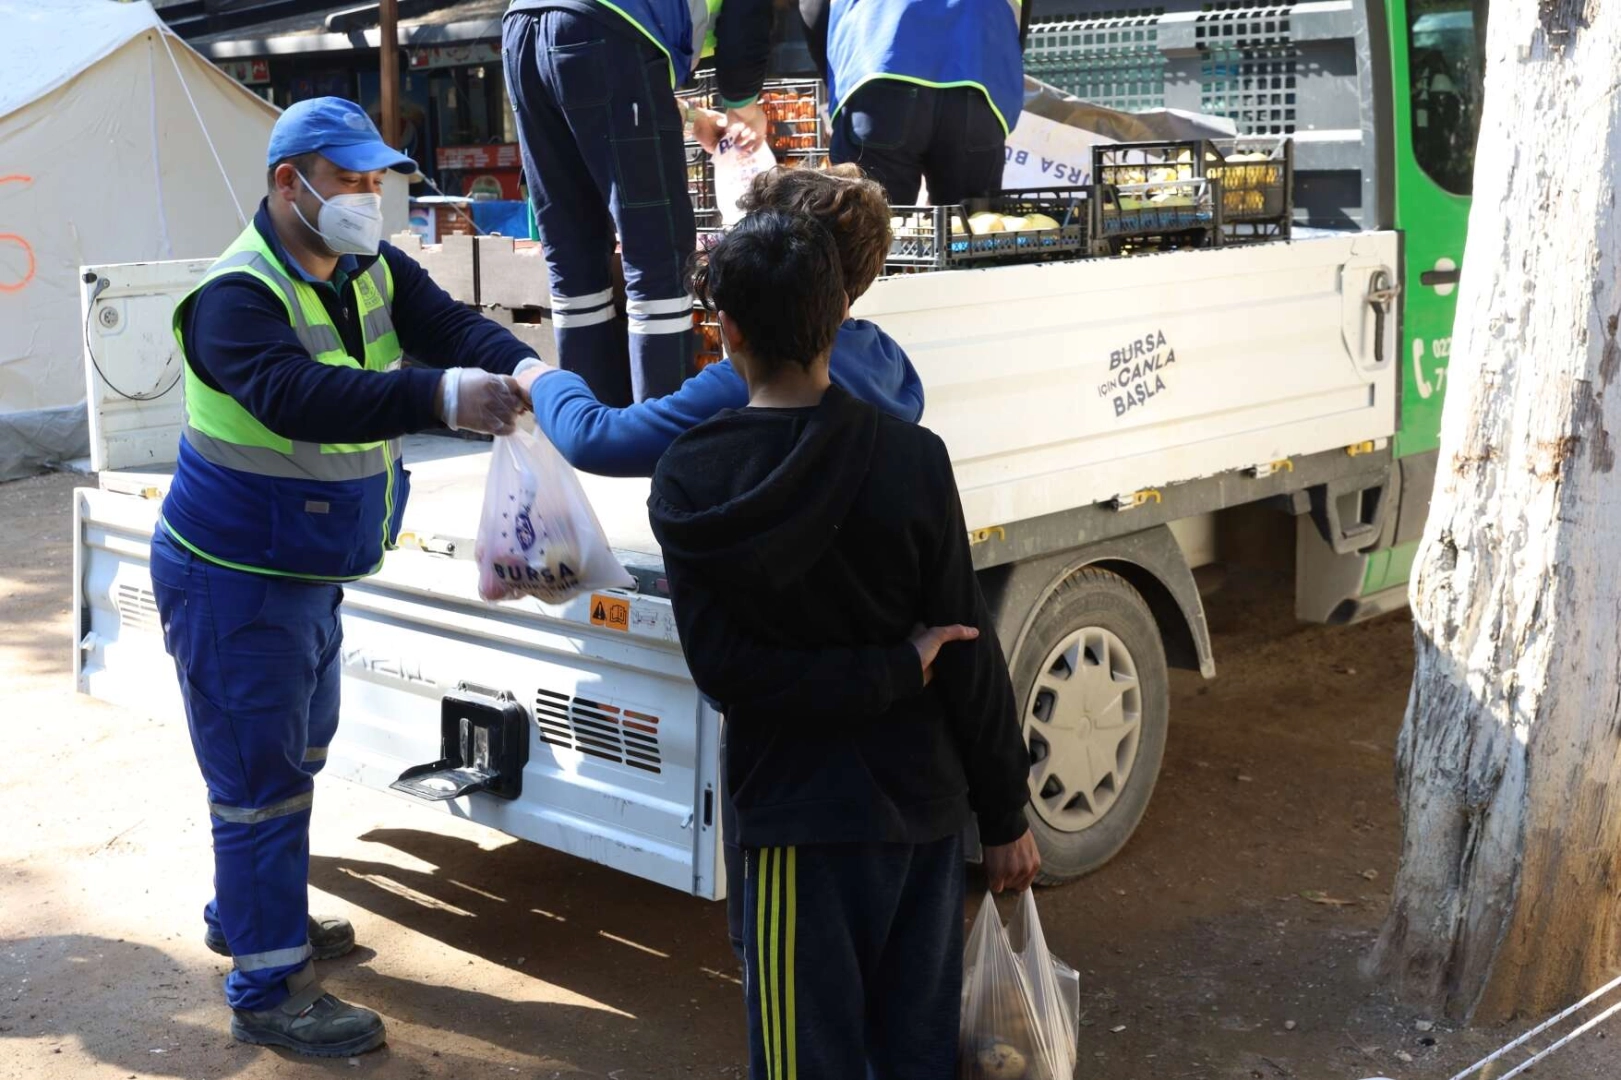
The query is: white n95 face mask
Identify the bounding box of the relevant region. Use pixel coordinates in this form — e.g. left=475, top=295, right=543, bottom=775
left=294, top=171, right=384, bottom=256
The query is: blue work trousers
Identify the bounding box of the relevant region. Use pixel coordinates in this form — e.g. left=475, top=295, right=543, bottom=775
left=831, top=81, right=1006, bottom=206
left=148, top=528, right=342, bottom=1012
left=503, top=9, right=696, bottom=406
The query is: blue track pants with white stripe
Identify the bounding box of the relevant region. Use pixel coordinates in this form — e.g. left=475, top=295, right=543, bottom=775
left=149, top=527, right=341, bottom=1011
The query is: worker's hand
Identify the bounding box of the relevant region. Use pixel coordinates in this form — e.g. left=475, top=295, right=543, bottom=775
left=909, top=623, right=979, bottom=686
left=983, top=830, right=1041, bottom=894
left=690, top=107, right=727, bottom=154
left=724, top=103, right=769, bottom=154
left=438, top=368, right=523, bottom=436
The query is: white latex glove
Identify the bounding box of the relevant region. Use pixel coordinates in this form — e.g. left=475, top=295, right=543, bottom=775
left=438, top=367, right=523, bottom=435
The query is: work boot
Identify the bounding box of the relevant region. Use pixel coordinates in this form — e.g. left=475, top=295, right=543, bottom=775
left=230, top=965, right=386, bottom=1058
left=205, top=914, right=356, bottom=962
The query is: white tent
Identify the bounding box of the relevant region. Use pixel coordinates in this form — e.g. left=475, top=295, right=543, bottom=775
left=0, top=0, right=278, bottom=480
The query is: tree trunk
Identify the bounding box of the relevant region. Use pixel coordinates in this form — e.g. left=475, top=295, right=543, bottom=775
left=1366, top=0, right=1621, bottom=1024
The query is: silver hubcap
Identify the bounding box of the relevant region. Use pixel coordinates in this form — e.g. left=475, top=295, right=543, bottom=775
left=1024, top=626, right=1143, bottom=833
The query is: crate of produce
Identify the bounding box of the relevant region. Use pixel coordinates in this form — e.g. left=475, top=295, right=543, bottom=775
left=886, top=187, right=1091, bottom=272
left=1205, top=137, right=1292, bottom=243
left=1093, top=177, right=1219, bottom=253
left=687, top=144, right=722, bottom=228
left=1092, top=138, right=1292, bottom=248
left=1091, top=141, right=1219, bottom=251
left=758, top=80, right=828, bottom=161
left=691, top=228, right=728, bottom=369
left=692, top=309, right=724, bottom=371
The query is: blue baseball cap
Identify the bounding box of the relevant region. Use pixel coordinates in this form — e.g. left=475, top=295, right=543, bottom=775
left=267, top=96, right=418, bottom=174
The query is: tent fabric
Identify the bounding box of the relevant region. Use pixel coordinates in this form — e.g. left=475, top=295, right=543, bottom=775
left=0, top=0, right=166, bottom=117
left=0, top=0, right=279, bottom=479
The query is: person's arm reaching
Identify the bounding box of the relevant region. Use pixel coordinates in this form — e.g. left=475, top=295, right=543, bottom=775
left=528, top=360, right=750, bottom=477
left=187, top=276, right=449, bottom=444
left=916, top=433, right=1032, bottom=849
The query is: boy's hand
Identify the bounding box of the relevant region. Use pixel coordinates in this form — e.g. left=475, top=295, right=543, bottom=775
left=512, top=359, right=557, bottom=406
left=983, top=831, right=1041, bottom=893
left=909, top=623, right=979, bottom=686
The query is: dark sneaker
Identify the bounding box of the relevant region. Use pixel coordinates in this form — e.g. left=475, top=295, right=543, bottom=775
left=230, top=966, right=386, bottom=1058
left=205, top=915, right=356, bottom=962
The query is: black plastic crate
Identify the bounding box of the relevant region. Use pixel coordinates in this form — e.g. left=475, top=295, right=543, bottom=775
left=687, top=144, right=721, bottom=228
left=1092, top=138, right=1292, bottom=248
left=1093, top=177, right=1219, bottom=253
left=1206, top=137, right=1293, bottom=243
left=1092, top=141, right=1219, bottom=251
left=886, top=187, right=1091, bottom=272
left=758, top=80, right=827, bottom=159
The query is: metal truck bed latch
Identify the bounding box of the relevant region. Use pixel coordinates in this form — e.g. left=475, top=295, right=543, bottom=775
left=1367, top=269, right=1399, bottom=368
left=392, top=684, right=529, bottom=803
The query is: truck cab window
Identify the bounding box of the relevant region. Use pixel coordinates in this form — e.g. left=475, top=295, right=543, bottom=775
left=1409, top=0, right=1488, bottom=195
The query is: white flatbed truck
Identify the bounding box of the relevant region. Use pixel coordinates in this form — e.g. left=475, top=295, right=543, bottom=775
left=74, top=225, right=1402, bottom=898
left=73, top=0, right=1492, bottom=896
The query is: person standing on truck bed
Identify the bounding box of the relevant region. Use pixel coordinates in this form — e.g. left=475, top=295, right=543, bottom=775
left=502, top=0, right=773, bottom=408
left=650, top=210, right=1040, bottom=1079
left=146, top=97, right=544, bottom=1059
left=800, top=0, right=1030, bottom=205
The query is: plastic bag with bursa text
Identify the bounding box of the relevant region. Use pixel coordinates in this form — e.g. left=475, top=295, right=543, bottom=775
left=960, top=891, right=1077, bottom=1080
left=474, top=421, right=632, bottom=605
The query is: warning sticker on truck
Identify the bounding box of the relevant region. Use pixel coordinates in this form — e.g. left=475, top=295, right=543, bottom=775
left=590, top=594, right=630, bottom=633
left=1098, top=330, right=1177, bottom=418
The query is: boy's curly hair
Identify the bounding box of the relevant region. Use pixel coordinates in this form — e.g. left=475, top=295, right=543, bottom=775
left=737, top=164, right=891, bottom=302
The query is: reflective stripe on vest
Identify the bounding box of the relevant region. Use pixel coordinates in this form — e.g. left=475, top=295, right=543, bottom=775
left=180, top=407, right=393, bottom=481
left=697, top=0, right=721, bottom=60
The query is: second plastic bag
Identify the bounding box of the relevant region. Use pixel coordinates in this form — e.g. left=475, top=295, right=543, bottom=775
left=474, top=421, right=633, bottom=605
left=960, top=891, right=1077, bottom=1080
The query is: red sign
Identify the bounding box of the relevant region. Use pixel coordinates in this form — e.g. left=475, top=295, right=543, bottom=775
left=221, top=58, right=271, bottom=85
left=437, top=144, right=523, bottom=170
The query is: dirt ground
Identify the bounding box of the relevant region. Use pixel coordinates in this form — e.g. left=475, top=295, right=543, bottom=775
left=3, top=469, right=1616, bottom=1080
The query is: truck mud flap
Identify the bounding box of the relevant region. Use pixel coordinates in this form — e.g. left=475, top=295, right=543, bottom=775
left=392, top=684, right=529, bottom=802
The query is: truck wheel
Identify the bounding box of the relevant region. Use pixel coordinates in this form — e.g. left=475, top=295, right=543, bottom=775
left=1014, top=568, right=1169, bottom=884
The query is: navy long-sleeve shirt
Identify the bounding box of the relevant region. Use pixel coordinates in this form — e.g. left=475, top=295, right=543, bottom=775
left=182, top=201, right=538, bottom=445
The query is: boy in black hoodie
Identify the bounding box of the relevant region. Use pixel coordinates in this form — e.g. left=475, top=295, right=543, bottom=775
left=648, top=210, right=1039, bottom=1079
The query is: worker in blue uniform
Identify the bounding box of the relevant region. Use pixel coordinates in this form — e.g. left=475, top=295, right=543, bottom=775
left=146, top=97, right=542, bottom=1058
left=502, top=0, right=773, bottom=407
left=804, top=0, right=1030, bottom=205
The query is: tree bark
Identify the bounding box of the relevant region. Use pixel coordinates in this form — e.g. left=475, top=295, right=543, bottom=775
left=1366, top=0, right=1621, bottom=1023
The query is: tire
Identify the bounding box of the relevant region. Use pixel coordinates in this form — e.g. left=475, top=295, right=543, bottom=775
left=1013, top=567, right=1170, bottom=885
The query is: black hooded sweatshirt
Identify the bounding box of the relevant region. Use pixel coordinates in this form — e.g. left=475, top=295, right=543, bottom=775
left=648, top=384, right=1030, bottom=849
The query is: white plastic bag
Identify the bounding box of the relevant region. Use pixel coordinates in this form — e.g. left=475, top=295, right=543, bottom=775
left=960, top=892, right=1076, bottom=1080
left=1008, top=891, right=1079, bottom=1079
left=712, top=134, right=777, bottom=226
left=474, top=422, right=633, bottom=604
